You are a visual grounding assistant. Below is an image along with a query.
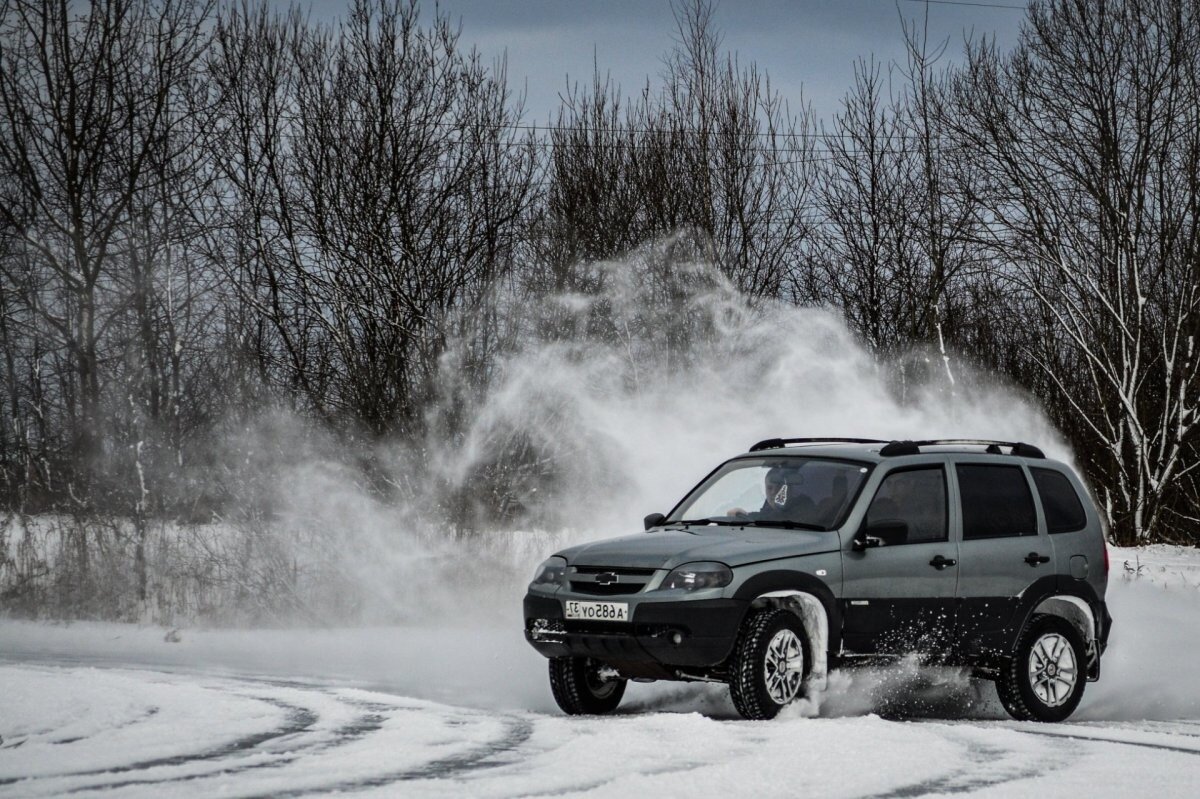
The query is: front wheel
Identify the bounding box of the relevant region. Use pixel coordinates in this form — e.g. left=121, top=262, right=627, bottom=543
left=548, top=657, right=626, bottom=715
left=996, top=614, right=1086, bottom=722
left=729, top=608, right=810, bottom=720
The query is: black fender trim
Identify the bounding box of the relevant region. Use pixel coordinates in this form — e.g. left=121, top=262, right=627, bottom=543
left=981, top=576, right=1109, bottom=658
left=732, top=571, right=842, bottom=655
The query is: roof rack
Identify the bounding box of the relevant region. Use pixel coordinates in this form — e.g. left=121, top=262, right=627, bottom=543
left=749, top=437, right=1046, bottom=459
left=879, top=439, right=1046, bottom=459
left=749, top=437, right=888, bottom=452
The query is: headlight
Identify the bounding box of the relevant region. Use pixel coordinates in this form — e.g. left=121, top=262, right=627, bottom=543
left=658, top=561, right=733, bottom=591
left=531, top=556, right=567, bottom=586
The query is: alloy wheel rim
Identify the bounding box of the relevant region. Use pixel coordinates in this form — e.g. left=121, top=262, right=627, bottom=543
left=1027, top=632, right=1078, bottom=707
left=763, top=629, right=804, bottom=705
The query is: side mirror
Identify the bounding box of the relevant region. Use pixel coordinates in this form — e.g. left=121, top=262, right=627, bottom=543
left=644, top=512, right=666, bottom=531
left=855, top=519, right=909, bottom=550
left=852, top=530, right=882, bottom=551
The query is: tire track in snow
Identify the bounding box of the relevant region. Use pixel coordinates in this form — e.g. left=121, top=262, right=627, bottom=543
left=0, top=706, right=162, bottom=752
left=251, top=712, right=537, bottom=798
left=8, top=659, right=1200, bottom=798
left=89, top=698, right=317, bottom=773
left=1010, top=727, right=1200, bottom=756
left=390, top=715, right=535, bottom=780
left=0, top=698, right=319, bottom=795
left=869, top=730, right=1078, bottom=798
left=59, top=699, right=393, bottom=794
left=0, top=702, right=317, bottom=795
left=508, top=759, right=714, bottom=799
left=2, top=663, right=537, bottom=798
left=44, top=690, right=533, bottom=798
left=1138, top=720, right=1200, bottom=738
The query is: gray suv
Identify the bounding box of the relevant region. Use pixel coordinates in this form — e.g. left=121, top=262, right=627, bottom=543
left=524, top=438, right=1111, bottom=721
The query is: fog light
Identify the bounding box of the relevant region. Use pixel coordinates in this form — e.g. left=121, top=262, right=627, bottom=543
left=671, top=632, right=683, bottom=645
left=529, top=618, right=565, bottom=639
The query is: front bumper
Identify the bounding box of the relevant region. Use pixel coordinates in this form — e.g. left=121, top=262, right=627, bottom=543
left=523, top=593, right=747, bottom=669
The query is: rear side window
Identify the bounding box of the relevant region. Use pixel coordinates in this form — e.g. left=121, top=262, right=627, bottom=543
left=1032, top=468, right=1088, bottom=533
left=957, top=464, right=1037, bottom=539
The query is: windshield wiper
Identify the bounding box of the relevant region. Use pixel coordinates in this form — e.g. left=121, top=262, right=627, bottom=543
left=743, top=519, right=827, bottom=531
left=670, top=517, right=743, bottom=526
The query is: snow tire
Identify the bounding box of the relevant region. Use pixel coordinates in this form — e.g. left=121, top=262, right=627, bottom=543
left=996, top=614, right=1086, bottom=722
left=548, top=656, right=626, bottom=715
left=728, top=607, right=810, bottom=721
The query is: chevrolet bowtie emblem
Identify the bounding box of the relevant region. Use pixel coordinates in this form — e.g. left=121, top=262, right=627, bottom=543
left=595, top=572, right=619, bottom=585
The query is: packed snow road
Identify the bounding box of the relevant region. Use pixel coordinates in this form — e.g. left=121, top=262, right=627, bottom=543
left=1, top=661, right=1199, bottom=798
left=2, top=546, right=1199, bottom=797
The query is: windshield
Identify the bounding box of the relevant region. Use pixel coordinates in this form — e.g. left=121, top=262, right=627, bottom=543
left=667, top=457, right=872, bottom=531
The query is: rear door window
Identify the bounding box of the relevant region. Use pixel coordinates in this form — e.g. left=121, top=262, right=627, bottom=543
left=957, top=464, right=1037, bottom=539
left=1031, top=468, right=1087, bottom=534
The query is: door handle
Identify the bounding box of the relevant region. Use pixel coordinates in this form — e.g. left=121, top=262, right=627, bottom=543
left=1024, top=552, right=1051, bottom=566
left=930, top=555, right=957, bottom=570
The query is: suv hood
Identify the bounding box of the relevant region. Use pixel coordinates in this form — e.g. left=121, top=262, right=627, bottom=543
left=557, top=526, right=839, bottom=570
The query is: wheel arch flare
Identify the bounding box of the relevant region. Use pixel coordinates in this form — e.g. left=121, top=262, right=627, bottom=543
left=751, top=590, right=829, bottom=690
left=1030, top=594, right=1101, bottom=680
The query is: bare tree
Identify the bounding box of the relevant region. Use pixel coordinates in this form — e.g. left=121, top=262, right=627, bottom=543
left=946, top=0, right=1200, bottom=543
left=815, top=9, right=987, bottom=375
left=816, top=57, right=919, bottom=353
left=0, top=0, right=213, bottom=504
left=208, top=0, right=536, bottom=438
left=202, top=0, right=310, bottom=408
left=539, top=0, right=818, bottom=310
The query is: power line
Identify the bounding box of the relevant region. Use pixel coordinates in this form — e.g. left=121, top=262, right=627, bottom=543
left=267, top=110, right=942, bottom=144
left=253, top=111, right=965, bottom=161
left=255, top=126, right=970, bottom=163
left=890, top=0, right=1027, bottom=10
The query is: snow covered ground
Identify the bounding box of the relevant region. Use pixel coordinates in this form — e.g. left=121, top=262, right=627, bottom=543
left=2, top=545, right=1199, bottom=797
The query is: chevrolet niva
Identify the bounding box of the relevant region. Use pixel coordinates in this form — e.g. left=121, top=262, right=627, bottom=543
left=524, top=438, right=1111, bottom=721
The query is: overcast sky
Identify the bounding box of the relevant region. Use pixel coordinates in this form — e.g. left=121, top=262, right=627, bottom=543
left=306, top=0, right=1028, bottom=126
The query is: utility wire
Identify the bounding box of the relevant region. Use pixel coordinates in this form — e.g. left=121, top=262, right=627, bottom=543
left=890, top=0, right=1026, bottom=10
left=253, top=129, right=971, bottom=163
left=247, top=112, right=966, bottom=160
left=266, top=110, right=943, bottom=143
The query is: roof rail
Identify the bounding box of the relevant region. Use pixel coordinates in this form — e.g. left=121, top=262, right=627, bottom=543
left=879, top=439, right=1046, bottom=459
left=749, top=437, right=1047, bottom=458
left=749, top=437, right=888, bottom=453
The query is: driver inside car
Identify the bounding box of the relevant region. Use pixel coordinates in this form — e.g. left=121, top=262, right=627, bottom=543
left=727, top=465, right=816, bottom=523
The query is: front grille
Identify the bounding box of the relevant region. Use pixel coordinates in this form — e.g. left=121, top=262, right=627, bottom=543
left=573, top=566, right=656, bottom=576
left=568, top=565, right=658, bottom=596
left=572, top=582, right=641, bottom=596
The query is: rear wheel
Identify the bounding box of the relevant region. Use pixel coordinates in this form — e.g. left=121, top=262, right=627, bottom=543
left=996, top=614, right=1086, bottom=722
left=548, top=656, right=626, bottom=715
left=729, top=608, right=809, bottom=720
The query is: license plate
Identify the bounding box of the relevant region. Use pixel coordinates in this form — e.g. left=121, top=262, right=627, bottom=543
left=563, top=600, right=629, bottom=622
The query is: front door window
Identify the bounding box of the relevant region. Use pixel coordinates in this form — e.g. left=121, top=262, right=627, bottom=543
left=865, top=467, right=948, bottom=544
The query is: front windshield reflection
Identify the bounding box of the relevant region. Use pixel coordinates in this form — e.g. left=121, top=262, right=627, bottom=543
left=667, top=457, right=872, bottom=530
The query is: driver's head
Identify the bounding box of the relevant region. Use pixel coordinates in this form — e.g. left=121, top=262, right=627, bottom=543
left=765, top=465, right=802, bottom=509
